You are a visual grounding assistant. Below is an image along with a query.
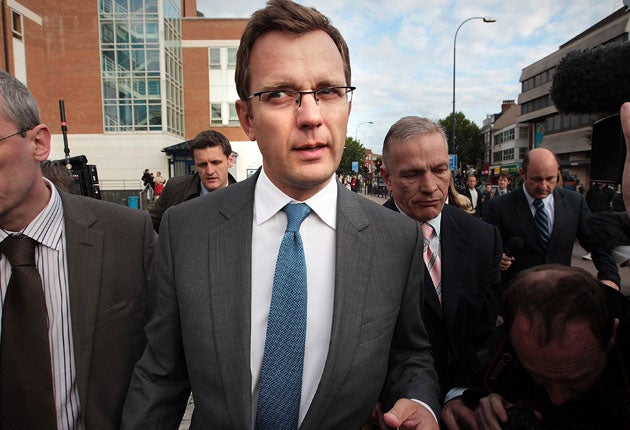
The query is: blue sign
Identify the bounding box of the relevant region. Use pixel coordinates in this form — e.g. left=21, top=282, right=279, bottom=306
left=448, top=154, right=458, bottom=171
left=351, top=161, right=359, bottom=172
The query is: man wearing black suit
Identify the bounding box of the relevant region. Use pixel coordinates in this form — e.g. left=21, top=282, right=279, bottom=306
left=483, top=147, right=620, bottom=290
left=381, top=116, right=503, bottom=400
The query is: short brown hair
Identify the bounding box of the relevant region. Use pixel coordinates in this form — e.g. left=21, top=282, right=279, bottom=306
left=235, top=0, right=351, bottom=100
left=188, top=130, right=232, bottom=158
left=503, top=264, right=614, bottom=350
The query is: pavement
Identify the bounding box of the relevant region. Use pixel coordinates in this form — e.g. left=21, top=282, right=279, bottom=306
left=178, top=191, right=629, bottom=428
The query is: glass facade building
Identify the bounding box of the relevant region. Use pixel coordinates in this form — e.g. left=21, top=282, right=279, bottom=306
left=98, top=0, right=183, bottom=135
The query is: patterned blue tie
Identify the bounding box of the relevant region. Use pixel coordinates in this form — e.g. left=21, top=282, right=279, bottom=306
left=256, top=203, right=311, bottom=430
left=533, top=198, right=551, bottom=244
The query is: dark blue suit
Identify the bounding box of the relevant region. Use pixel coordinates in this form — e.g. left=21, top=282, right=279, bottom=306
left=384, top=199, right=502, bottom=396
left=483, top=186, right=620, bottom=286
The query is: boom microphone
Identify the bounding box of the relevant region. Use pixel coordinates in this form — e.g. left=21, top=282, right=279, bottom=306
left=550, top=41, right=630, bottom=114
left=504, top=236, right=524, bottom=258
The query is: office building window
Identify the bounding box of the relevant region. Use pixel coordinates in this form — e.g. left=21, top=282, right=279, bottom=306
left=98, top=0, right=183, bottom=134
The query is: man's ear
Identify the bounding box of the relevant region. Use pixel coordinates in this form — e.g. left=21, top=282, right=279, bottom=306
left=609, top=318, right=620, bottom=349
left=381, top=166, right=393, bottom=192
left=235, top=99, right=256, bottom=141
left=31, top=124, right=51, bottom=161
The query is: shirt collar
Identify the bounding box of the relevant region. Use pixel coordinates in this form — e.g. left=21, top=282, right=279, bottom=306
left=522, top=184, right=554, bottom=208
left=0, top=178, right=64, bottom=251
left=393, top=200, right=442, bottom=238
left=254, top=169, right=337, bottom=229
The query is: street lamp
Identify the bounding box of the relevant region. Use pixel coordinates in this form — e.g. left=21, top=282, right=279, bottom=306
left=451, top=16, right=496, bottom=155
left=355, top=121, right=373, bottom=142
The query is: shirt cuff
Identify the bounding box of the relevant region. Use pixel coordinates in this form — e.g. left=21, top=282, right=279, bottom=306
left=410, top=399, right=438, bottom=424
left=444, top=387, right=466, bottom=403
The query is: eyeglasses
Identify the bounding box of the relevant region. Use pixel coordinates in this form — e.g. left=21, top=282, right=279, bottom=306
left=247, top=86, right=355, bottom=109
left=0, top=129, right=28, bottom=143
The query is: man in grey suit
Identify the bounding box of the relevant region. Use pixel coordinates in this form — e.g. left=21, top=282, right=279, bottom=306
left=0, top=70, right=155, bottom=429
left=122, top=1, right=440, bottom=429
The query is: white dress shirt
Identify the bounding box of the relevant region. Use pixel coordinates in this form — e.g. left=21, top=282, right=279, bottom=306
left=251, top=169, right=337, bottom=426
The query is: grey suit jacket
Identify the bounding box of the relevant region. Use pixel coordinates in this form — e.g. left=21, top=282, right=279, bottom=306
left=122, top=174, right=440, bottom=429
left=60, top=192, right=156, bottom=429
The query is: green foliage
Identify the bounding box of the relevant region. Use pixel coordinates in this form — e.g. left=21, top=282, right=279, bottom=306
left=337, top=137, right=366, bottom=175
left=439, top=112, right=484, bottom=168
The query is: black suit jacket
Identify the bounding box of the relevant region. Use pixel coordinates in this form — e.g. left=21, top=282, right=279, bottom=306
left=461, top=187, right=481, bottom=217
left=384, top=198, right=502, bottom=396
left=483, top=186, right=620, bottom=286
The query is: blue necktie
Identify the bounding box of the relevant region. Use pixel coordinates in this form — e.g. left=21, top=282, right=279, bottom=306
left=256, top=203, right=311, bottom=430
left=533, top=199, right=551, bottom=244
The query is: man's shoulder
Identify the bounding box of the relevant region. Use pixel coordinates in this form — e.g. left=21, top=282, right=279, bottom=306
left=60, top=192, right=150, bottom=229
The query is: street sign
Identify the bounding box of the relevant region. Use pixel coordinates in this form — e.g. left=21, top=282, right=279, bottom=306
left=448, top=154, right=458, bottom=171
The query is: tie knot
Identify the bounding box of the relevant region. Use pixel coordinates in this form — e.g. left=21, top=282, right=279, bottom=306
left=283, top=203, right=311, bottom=232
left=533, top=198, right=544, bottom=209
left=0, top=235, right=37, bottom=268
left=421, top=222, right=434, bottom=240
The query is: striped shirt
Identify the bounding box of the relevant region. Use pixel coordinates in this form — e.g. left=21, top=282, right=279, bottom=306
left=0, top=179, right=83, bottom=429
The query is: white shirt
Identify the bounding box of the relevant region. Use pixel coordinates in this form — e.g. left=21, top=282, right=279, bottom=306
left=251, top=169, right=336, bottom=427
left=522, top=184, right=555, bottom=229
left=0, top=179, right=82, bottom=430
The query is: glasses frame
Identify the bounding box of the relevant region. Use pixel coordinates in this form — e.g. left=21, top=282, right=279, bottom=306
left=247, top=86, right=356, bottom=108
left=0, top=128, right=28, bottom=143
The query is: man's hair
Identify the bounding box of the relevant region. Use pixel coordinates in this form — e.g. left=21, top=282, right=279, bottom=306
left=235, top=0, right=351, bottom=100
left=503, top=264, right=614, bottom=350
left=0, top=70, right=40, bottom=132
left=498, top=173, right=510, bottom=181
left=382, top=116, right=447, bottom=168
left=188, top=130, right=232, bottom=158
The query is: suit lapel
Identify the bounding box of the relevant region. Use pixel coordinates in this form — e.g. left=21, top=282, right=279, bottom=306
left=512, top=187, right=547, bottom=252
left=550, top=189, right=564, bottom=242
left=60, top=193, right=104, bottom=407
left=302, top=186, right=372, bottom=427
left=207, top=179, right=255, bottom=426
left=439, top=205, right=464, bottom=327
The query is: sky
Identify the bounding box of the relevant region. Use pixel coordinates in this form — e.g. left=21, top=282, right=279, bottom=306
left=195, top=0, right=625, bottom=154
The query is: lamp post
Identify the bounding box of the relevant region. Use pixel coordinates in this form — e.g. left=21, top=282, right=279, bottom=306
left=355, top=121, right=373, bottom=142
left=451, top=16, right=496, bottom=155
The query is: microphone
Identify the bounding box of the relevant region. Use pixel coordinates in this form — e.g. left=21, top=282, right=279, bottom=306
left=504, top=237, right=524, bottom=258
left=550, top=41, right=630, bottom=114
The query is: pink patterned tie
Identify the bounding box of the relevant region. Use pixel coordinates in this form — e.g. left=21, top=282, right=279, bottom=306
left=421, top=223, right=442, bottom=303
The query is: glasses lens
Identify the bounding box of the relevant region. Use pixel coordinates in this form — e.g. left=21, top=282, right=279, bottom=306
left=316, top=87, right=353, bottom=105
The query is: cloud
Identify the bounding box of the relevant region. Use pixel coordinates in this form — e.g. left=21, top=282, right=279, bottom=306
left=194, top=0, right=619, bottom=152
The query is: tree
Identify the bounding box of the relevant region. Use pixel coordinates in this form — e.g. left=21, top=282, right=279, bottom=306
left=439, top=112, right=484, bottom=168
left=337, top=137, right=366, bottom=175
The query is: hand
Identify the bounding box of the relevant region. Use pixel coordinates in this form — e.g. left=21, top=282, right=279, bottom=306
left=622, top=102, right=630, bottom=214
left=475, top=393, right=512, bottom=430
left=600, top=279, right=620, bottom=291
left=361, top=402, right=388, bottom=430
left=499, top=253, right=514, bottom=271
left=441, top=398, right=478, bottom=430
left=383, top=398, right=438, bottom=430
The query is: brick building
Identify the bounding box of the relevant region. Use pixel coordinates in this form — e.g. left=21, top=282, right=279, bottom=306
left=0, top=0, right=259, bottom=194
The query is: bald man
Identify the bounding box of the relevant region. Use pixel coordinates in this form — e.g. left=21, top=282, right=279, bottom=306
left=483, top=147, right=619, bottom=290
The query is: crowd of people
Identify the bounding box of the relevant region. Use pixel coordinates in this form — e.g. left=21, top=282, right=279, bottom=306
left=1, top=1, right=629, bottom=429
